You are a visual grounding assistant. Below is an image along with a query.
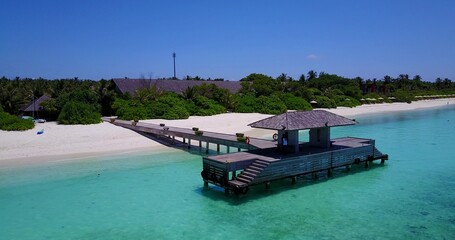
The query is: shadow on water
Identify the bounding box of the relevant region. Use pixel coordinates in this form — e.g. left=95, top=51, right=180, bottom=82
left=196, top=162, right=387, bottom=205
left=137, top=132, right=237, bottom=156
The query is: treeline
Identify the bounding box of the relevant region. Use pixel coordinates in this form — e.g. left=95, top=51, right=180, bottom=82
left=0, top=77, right=117, bottom=126
left=1, top=72, right=454, bottom=127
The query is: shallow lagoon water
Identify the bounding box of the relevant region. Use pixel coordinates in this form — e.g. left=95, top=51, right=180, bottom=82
left=1, top=106, right=455, bottom=239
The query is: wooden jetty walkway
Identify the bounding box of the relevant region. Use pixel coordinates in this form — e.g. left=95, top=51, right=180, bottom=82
left=102, top=117, right=276, bottom=153
left=104, top=110, right=388, bottom=196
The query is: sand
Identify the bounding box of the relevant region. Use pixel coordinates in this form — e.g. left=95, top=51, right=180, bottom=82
left=1, top=98, right=454, bottom=166
left=324, top=98, right=455, bottom=118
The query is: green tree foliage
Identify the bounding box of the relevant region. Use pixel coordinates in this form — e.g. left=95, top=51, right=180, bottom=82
left=57, top=101, right=102, bottom=125
left=392, top=90, right=414, bottom=103
left=255, top=95, right=287, bottom=114
left=314, top=96, right=337, bottom=108
left=55, top=89, right=103, bottom=124
left=192, top=96, right=226, bottom=116
left=274, top=93, right=312, bottom=111
left=0, top=111, right=35, bottom=131
left=113, top=92, right=191, bottom=120
left=134, top=84, right=163, bottom=103
left=234, top=94, right=257, bottom=113
left=240, top=73, right=279, bottom=96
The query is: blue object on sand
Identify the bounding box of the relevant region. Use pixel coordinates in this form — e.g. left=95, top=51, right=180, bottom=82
left=37, top=129, right=44, bottom=135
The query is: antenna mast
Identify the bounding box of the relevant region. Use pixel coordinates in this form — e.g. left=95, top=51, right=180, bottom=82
left=173, top=52, right=176, bottom=79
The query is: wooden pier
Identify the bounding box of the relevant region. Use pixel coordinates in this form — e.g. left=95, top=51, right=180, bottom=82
left=202, top=137, right=388, bottom=194
left=200, top=110, right=388, bottom=195
left=104, top=110, right=389, bottom=196
left=103, top=118, right=276, bottom=153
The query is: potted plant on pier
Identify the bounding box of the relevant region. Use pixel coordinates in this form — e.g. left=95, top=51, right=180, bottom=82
left=195, top=130, right=203, bottom=136
left=192, top=127, right=199, bottom=131
left=236, top=133, right=244, bottom=138
left=132, top=119, right=139, bottom=126
left=160, top=123, right=165, bottom=127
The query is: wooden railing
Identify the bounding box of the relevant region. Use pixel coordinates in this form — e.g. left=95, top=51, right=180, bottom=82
left=251, top=145, right=376, bottom=184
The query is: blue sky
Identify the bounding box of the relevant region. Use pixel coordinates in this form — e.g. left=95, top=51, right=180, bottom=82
left=1, top=0, right=454, bottom=81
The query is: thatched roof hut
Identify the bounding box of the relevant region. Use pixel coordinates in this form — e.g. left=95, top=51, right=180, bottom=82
left=21, top=95, right=51, bottom=113
left=248, top=110, right=355, bottom=130
left=249, top=110, right=356, bottom=152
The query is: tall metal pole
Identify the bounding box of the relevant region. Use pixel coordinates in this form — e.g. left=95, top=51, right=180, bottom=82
left=173, top=52, right=176, bottom=79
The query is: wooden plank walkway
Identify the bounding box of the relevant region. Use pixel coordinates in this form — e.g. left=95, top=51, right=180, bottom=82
left=103, top=118, right=276, bottom=151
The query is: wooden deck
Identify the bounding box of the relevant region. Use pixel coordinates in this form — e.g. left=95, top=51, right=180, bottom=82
left=103, top=118, right=276, bottom=152
left=103, top=117, right=388, bottom=195
left=202, top=137, right=388, bottom=194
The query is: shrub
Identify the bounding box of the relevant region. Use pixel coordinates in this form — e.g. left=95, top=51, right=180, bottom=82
left=392, top=90, right=414, bottom=103
left=0, top=112, right=35, bottom=131
left=162, top=105, right=190, bottom=120
left=192, top=96, right=226, bottom=116
left=276, top=93, right=312, bottom=111
left=255, top=95, right=287, bottom=114
left=195, top=130, right=203, bottom=136
left=234, top=94, right=256, bottom=113
left=334, top=95, right=361, bottom=108
left=237, top=136, right=246, bottom=142
left=58, top=101, right=102, bottom=125
left=314, top=96, right=337, bottom=108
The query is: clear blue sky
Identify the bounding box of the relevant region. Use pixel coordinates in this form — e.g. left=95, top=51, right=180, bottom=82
left=1, top=0, right=454, bottom=81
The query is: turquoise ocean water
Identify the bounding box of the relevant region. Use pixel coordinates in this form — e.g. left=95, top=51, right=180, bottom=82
left=1, top=106, right=455, bottom=239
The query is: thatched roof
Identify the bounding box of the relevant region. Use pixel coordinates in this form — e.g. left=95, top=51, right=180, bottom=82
left=112, top=78, right=242, bottom=95
left=248, top=110, right=356, bottom=130
left=21, top=95, right=51, bottom=112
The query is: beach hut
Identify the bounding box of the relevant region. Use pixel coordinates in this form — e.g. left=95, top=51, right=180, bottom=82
left=248, top=110, right=356, bottom=153
left=20, top=95, right=51, bottom=119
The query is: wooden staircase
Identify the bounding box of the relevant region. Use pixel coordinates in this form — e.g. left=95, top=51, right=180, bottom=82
left=235, top=159, right=270, bottom=185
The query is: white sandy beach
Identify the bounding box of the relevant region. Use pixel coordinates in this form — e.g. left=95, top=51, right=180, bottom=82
left=1, top=98, right=454, bottom=166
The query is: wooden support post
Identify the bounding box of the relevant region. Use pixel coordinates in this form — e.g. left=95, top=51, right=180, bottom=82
left=172, top=136, right=175, bottom=144
left=217, top=144, right=220, bottom=152
left=238, top=148, right=241, bottom=152
left=328, top=168, right=333, bottom=177
left=188, top=139, right=191, bottom=149
left=312, top=172, right=318, bottom=180
left=203, top=181, right=208, bottom=188
left=265, top=182, right=271, bottom=189
left=365, top=160, right=369, bottom=168
left=183, top=138, right=186, bottom=143
left=205, top=142, right=209, bottom=154
left=292, top=176, right=297, bottom=184
left=199, top=140, right=202, bottom=148
left=227, top=146, right=230, bottom=153
left=381, top=159, right=385, bottom=165
left=346, top=164, right=351, bottom=172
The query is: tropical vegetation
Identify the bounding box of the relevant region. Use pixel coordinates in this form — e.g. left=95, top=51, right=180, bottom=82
left=0, top=72, right=454, bottom=127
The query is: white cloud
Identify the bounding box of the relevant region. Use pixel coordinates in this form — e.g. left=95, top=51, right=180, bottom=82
left=307, top=54, right=320, bottom=60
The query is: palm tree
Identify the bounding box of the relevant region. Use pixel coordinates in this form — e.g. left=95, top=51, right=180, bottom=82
left=307, top=70, right=317, bottom=80
left=181, top=86, right=197, bottom=100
